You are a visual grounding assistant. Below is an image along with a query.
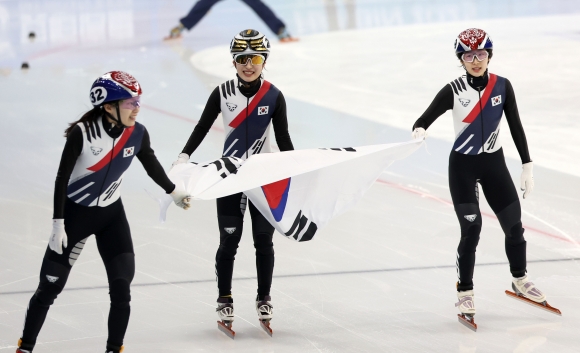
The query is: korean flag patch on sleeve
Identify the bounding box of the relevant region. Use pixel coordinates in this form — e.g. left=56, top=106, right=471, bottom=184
left=258, top=106, right=269, bottom=115
left=491, top=95, right=502, bottom=106
left=123, top=146, right=135, bottom=158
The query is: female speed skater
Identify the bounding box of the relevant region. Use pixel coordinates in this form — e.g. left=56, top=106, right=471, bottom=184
left=411, top=28, right=558, bottom=328
left=16, top=71, right=191, bottom=353
left=171, top=29, right=294, bottom=336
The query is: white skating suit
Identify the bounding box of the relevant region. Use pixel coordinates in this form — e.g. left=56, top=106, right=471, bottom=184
left=218, top=78, right=280, bottom=159
left=450, top=73, right=506, bottom=155
left=67, top=116, right=145, bottom=207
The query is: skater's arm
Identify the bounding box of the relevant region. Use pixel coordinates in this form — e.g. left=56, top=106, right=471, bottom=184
left=271, top=92, right=294, bottom=151
left=503, top=79, right=532, bottom=164
left=181, top=87, right=221, bottom=156
left=137, top=128, right=176, bottom=193
left=412, top=85, right=454, bottom=130
left=53, top=126, right=83, bottom=219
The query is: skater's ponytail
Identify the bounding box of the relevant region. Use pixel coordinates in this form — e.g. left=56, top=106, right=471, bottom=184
left=64, top=106, right=102, bottom=137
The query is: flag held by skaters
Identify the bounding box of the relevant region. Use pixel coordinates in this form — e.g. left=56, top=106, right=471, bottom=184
left=159, top=140, right=422, bottom=241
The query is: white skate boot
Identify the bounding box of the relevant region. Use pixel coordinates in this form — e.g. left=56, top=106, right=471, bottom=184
left=511, top=275, right=546, bottom=303
left=256, top=295, right=273, bottom=336
left=216, top=297, right=235, bottom=338
left=505, top=275, right=561, bottom=315
left=456, top=290, right=477, bottom=331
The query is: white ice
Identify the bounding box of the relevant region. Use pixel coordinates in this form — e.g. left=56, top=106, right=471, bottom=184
left=1, top=1, right=579, bottom=352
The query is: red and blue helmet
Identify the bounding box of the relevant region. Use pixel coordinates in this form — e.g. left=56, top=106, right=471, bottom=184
left=89, top=71, right=142, bottom=107
left=454, top=28, right=493, bottom=54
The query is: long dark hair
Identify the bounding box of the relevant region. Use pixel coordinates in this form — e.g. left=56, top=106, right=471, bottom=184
left=64, top=101, right=122, bottom=137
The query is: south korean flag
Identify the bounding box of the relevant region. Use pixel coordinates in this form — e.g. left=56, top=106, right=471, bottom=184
left=123, top=146, right=135, bottom=158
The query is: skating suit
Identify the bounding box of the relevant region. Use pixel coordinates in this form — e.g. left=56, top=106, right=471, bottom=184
left=19, top=116, right=174, bottom=351
left=413, top=72, right=530, bottom=291
left=181, top=77, right=294, bottom=299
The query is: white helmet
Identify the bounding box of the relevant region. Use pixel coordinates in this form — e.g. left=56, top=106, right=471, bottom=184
left=230, top=29, right=270, bottom=60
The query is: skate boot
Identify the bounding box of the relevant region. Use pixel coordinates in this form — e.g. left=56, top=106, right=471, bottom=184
left=16, top=339, right=32, bottom=353
left=216, top=297, right=235, bottom=338
left=505, top=275, right=561, bottom=315
left=105, top=344, right=124, bottom=353
left=277, top=27, right=299, bottom=43
left=256, top=295, right=273, bottom=336
left=511, top=275, right=546, bottom=303
left=164, top=23, right=184, bottom=40
left=456, top=290, right=477, bottom=331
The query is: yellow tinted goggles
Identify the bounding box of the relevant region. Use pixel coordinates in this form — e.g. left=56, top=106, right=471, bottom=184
left=234, top=54, right=265, bottom=66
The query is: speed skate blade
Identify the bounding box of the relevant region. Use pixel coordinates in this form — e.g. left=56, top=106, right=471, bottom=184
left=217, top=321, right=235, bottom=338
left=260, top=320, right=273, bottom=336
left=505, top=290, right=562, bottom=316
left=457, top=314, right=477, bottom=331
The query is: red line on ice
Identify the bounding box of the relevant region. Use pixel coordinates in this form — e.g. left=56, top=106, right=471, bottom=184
left=141, top=104, right=223, bottom=132
left=376, top=179, right=575, bottom=244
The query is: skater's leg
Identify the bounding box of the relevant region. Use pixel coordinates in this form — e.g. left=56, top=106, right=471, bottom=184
left=95, top=201, right=134, bottom=351
left=248, top=200, right=275, bottom=299
left=179, top=0, right=222, bottom=30
left=449, top=152, right=482, bottom=292
left=479, top=150, right=526, bottom=278
left=215, top=193, right=245, bottom=297
left=19, top=200, right=95, bottom=351
left=241, top=0, right=286, bottom=35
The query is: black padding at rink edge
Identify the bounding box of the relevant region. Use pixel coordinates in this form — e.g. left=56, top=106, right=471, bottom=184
left=3, top=257, right=579, bottom=296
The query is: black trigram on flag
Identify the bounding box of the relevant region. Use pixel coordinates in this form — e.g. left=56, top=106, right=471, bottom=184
left=284, top=211, right=318, bottom=242
left=319, top=147, right=357, bottom=152
left=203, top=157, right=242, bottom=179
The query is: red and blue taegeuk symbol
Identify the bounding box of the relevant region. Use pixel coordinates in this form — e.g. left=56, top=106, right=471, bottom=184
left=261, top=178, right=291, bottom=222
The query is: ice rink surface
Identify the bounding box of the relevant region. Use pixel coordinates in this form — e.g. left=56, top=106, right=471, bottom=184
left=1, top=0, right=580, bottom=352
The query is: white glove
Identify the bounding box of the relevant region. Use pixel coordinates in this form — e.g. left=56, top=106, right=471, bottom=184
left=521, top=162, right=534, bottom=199
left=49, top=219, right=67, bottom=254
left=171, top=184, right=191, bottom=210
left=412, top=127, right=427, bottom=140
left=171, top=153, right=189, bottom=170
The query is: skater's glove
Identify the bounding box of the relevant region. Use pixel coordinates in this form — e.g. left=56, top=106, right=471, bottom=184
left=171, top=184, right=191, bottom=210
left=171, top=153, right=189, bottom=171
left=520, top=162, right=534, bottom=199
left=49, top=219, right=67, bottom=255
left=412, top=127, right=427, bottom=140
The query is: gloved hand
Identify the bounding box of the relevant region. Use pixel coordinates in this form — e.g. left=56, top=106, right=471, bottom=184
left=521, top=162, right=534, bottom=199
left=412, top=127, right=427, bottom=140
left=49, top=219, right=67, bottom=254
left=171, top=184, right=191, bottom=210
left=171, top=153, right=190, bottom=170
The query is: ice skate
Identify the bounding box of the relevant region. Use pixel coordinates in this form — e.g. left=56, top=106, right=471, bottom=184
left=164, top=23, right=184, bottom=41
left=256, top=295, right=273, bottom=336
left=105, top=344, right=124, bottom=353
left=216, top=297, right=235, bottom=338
left=455, top=290, right=477, bottom=331
left=16, top=339, right=31, bottom=353
left=505, top=275, right=561, bottom=315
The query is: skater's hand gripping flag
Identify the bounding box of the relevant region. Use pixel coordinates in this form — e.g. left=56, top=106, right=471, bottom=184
left=49, top=219, right=67, bottom=254
left=158, top=140, right=423, bottom=239
left=520, top=162, right=534, bottom=199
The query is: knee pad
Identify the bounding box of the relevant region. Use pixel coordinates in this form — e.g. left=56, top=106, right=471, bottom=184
left=35, top=259, right=71, bottom=306
left=217, top=216, right=243, bottom=255
left=496, top=201, right=525, bottom=243
left=455, top=203, right=482, bottom=254
left=33, top=282, right=64, bottom=307
left=109, top=279, right=131, bottom=308
left=253, top=233, right=274, bottom=256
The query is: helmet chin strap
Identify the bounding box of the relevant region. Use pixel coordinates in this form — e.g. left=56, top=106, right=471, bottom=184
left=103, top=102, right=127, bottom=128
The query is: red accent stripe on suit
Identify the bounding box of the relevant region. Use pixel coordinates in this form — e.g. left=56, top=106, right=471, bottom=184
left=228, top=81, right=272, bottom=128
left=462, top=74, right=498, bottom=124
left=87, top=126, right=135, bottom=172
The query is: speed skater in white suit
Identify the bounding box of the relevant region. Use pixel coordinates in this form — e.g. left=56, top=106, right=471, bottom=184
left=411, top=28, right=561, bottom=330
left=171, top=29, right=295, bottom=337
